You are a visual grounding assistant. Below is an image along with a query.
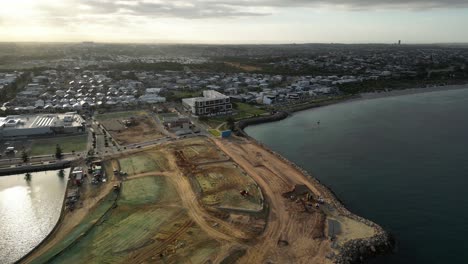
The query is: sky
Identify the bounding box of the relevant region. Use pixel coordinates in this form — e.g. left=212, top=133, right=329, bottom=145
left=0, top=0, right=467, bottom=44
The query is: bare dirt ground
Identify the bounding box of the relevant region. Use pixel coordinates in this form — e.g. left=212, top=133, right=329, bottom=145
left=169, top=137, right=229, bottom=164
left=193, top=162, right=263, bottom=211
left=100, top=113, right=165, bottom=145
left=213, top=136, right=377, bottom=263
left=213, top=137, right=333, bottom=263
left=22, top=136, right=378, bottom=264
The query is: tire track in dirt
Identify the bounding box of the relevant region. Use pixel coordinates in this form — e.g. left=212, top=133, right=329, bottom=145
left=166, top=150, right=251, bottom=243
left=124, top=219, right=194, bottom=263
left=213, top=138, right=331, bottom=263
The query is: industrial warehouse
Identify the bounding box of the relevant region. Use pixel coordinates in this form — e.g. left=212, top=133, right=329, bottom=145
left=0, top=112, right=86, bottom=139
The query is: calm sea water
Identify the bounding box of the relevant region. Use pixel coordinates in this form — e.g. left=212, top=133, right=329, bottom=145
left=245, top=88, right=468, bottom=264
left=0, top=169, right=68, bottom=264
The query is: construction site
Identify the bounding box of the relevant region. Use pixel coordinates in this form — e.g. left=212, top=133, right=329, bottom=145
left=21, top=136, right=384, bottom=264
left=95, top=111, right=165, bottom=145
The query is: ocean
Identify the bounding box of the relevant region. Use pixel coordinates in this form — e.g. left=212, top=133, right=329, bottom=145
left=245, top=88, right=468, bottom=264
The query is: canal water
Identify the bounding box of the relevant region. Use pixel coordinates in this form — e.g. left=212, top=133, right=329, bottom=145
left=0, top=169, right=69, bottom=263
left=245, top=88, right=468, bottom=264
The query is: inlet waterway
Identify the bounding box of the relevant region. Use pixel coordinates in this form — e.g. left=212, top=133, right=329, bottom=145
left=245, top=88, right=468, bottom=264
left=0, top=169, right=69, bottom=264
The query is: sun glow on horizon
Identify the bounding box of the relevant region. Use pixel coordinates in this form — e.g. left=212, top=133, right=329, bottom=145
left=0, top=0, right=467, bottom=43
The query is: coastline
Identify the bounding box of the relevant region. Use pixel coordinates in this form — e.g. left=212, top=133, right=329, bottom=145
left=356, top=83, right=468, bottom=101
left=228, top=87, right=468, bottom=262
left=17, top=85, right=467, bottom=263
left=234, top=84, right=468, bottom=263
left=237, top=133, right=395, bottom=264
left=239, top=90, right=468, bottom=264
left=19, top=134, right=393, bottom=264
left=238, top=83, right=468, bottom=130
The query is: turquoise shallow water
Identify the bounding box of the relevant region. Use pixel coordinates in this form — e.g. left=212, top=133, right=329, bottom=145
left=245, top=88, right=468, bottom=264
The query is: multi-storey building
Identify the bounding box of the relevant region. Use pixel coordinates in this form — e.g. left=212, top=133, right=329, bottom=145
left=182, top=90, right=232, bottom=117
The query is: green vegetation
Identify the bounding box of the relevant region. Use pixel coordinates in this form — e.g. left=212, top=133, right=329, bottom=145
left=161, top=89, right=203, bottom=102
left=202, top=103, right=267, bottom=128
left=226, top=117, right=235, bottom=131
left=31, top=192, right=119, bottom=264
left=271, top=96, right=353, bottom=112
left=0, top=72, right=31, bottom=104
left=108, top=61, right=242, bottom=74
left=339, top=74, right=468, bottom=95
left=55, top=145, right=63, bottom=159
left=21, top=151, right=29, bottom=163
left=112, top=62, right=185, bottom=72
left=200, top=116, right=225, bottom=129
left=30, top=135, right=88, bottom=156
left=208, top=129, right=221, bottom=137
left=34, top=176, right=220, bottom=264
left=118, top=152, right=168, bottom=175
left=120, top=176, right=178, bottom=205
left=234, top=102, right=267, bottom=119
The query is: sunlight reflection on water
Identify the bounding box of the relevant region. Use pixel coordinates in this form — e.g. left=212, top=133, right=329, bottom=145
left=0, top=169, right=68, bottom=263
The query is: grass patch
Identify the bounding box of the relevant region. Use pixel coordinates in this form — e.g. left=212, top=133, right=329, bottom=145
left=202, top=103, right=267, bottom=128
left=203, top=118, right=225, bottom=129
left=32, top=192, right=118, bottom=264
left=37, top=175, right=220, bottom=264
left=208, top=129, right=221, bottom=137
left=165, top=90, right=203, bottom=102
left=234, top=103, right=267, bottom=119
left=120, top=177, right=179, bottom=206
left=118, top=152, right=167, bottom=175
left=29, top=135, right=88, bottom=156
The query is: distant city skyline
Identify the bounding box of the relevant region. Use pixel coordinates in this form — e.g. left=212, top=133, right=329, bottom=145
left=0, top=0, right=467, bottom=44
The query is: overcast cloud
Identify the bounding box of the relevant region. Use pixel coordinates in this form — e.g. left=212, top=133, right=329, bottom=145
left=0, top=0, right=467, bottom=43
left=36, top=0, right=468, bottom=20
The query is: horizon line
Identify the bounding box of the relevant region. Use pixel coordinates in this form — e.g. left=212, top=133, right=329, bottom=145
left=1, top=40, right=468, bottom=46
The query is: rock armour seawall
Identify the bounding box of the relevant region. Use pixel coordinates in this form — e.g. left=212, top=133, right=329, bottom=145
left=237, top=116, right=395, bottom=264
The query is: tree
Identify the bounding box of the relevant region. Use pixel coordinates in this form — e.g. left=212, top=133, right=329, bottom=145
left=226, top=117, right=236, bottom=131
left=58, top=169, right=65, bottom=178
left=24, top=172, right=31, bottom=181
left=21, top=151, right=29, bottom=163
left=55, top=144, right=63, bottom=159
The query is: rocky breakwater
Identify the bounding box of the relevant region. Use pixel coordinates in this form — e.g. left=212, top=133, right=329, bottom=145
left=334, top=230, right=395, bottom=264
left=236, top=111, right=289, bottom=134
left=238, top=118, right=396, bottom=264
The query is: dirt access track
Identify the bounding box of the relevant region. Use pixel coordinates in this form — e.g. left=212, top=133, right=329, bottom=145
left=22, top=136, right=379, bottom=264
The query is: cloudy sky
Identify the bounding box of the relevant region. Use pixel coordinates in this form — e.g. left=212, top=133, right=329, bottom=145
left=0, top=0, right=467, bottom=44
